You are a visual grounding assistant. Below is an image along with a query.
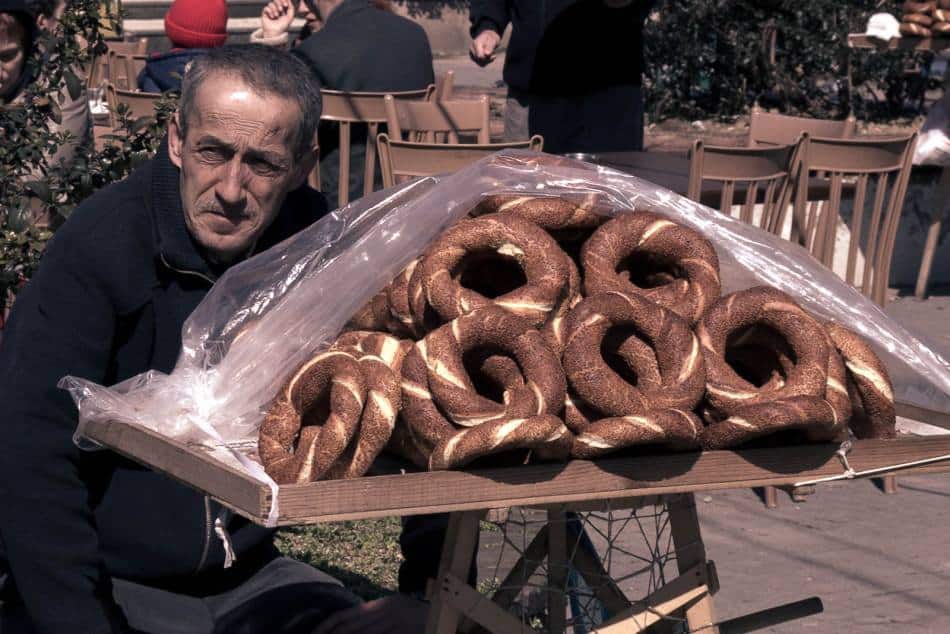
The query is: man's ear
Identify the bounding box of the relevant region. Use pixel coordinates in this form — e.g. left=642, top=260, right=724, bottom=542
left=168, top=112, right=184, bottom=169
left=293, top=144, right=320, bottom=190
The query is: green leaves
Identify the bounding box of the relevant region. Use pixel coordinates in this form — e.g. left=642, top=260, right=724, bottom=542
left=0, top=0, right=177, bottom=301
left=644, top=0, right=923, bottom=122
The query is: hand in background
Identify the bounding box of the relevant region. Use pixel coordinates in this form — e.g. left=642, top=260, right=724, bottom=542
left=261, top=0, right=296, bottom=38
left=470, top=29, right=501, bottom=67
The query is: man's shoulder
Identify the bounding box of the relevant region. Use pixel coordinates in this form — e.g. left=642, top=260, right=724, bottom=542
left=42, top=162, right=158, bottom=305
left=56, top=162, right=155, bottom=250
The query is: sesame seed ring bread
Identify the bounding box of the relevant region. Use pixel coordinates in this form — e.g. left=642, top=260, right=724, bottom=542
left=408, top=213, right=571, bottom=329
left=323, top=332, right=407, bottom=479
left=825, top=322, right=896, bottom=439
left=345, top=288, right=394, bottom=333
left=384, top=258, right=426, bottom=338
left=933, top=20, right=950, bottom=33
left=399, top=306, right=568, bottom=467
left=562, top=292, right=706, bottom=418
left=715, top=324, right=850, bottom=442
left=581, top=211, right=721, bottom=325
left=697, top=287, right=830, bottom=416
left=429, top=414, right=573, bottom=470
left=472, top=194, right=606, bottom=230
left=699, top=396, right=839, bottom=450
left=903, top=0, right=936, bottom=13
left=904, top=12, right=935, bottom=25
left=940, top=9, right=950, bottom=19
left=259, top=350, right=366, bottom=484
left=571, top=409, right=703, bottom=459
left=942, top=0, right=950, bottom=9
left=900, top=21, right=932, bottom=36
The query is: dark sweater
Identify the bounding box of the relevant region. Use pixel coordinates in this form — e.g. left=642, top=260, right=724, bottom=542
left=470, top=0, right=654, bottom=96
left=291, top=0, right=435, bottom=208
left=293, top=0, right=434, bottom=93
left=0, top=141, right=329, bottom=631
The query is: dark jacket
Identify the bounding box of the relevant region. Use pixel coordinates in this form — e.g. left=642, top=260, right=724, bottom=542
left=470, top=0, right=654, bottom=96
left=293, top=0, right=434, bottom=93
left=0, top=140, right=329, bottom=631
left=137, top=49, right=208, bottom=93
left=293, top=0, right=435, bottom=208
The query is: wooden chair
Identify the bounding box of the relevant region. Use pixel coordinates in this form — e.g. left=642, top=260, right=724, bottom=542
left=377, top=134, right=543, bottom=188
left=795, top=133, right=917, bottom=307
left=434, top=69, right=455, bottom=101
left=383, top=94, right=491, bottom=144
left=748, top=107, right=856, bottom=147
left=686, top=139, right=804, bottom=236
left=106, top=38, right=149, bottom=56
left=319, top=86, right=433, bottom=207
left=104, top=82, right=160, bottom=127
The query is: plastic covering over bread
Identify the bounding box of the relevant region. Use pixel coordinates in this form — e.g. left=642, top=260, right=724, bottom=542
left=61, top=152, right=950, bottom=526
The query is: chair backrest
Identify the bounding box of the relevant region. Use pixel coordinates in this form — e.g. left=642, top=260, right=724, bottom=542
left=104, top=82, right=161, bottom=127
left=794, top=133, right=917, bottom=306
left=748, top=108, right=855, bottom=147
left=377, top=134, right=544, bottom=188
left=686, top=139, right=803, bottom=236
left=384, top=94, right=491, bottom=144
left=434, top=70, right=455, bottom=101
left=106, top=38, right=149, bottom=56
left=319, top=87, right=433, bottom=207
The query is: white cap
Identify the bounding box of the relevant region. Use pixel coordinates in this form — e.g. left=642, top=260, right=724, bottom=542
left=865, top=13, right=901, bottom=41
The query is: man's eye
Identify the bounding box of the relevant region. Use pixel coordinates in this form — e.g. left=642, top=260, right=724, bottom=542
left=249, top=159, right=280, bottom=176
left=197, top=147, right=227, bottom=162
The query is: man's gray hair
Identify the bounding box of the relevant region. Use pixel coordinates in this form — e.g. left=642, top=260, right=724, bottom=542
left=178, top=44, right=322, bottom=162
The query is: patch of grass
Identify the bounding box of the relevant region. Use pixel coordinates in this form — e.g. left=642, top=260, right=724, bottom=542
left=275, top=517, right=403, bottom=600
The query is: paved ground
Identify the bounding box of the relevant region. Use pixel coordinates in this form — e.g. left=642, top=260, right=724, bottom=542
left=703, top=474, right=950, bottom=632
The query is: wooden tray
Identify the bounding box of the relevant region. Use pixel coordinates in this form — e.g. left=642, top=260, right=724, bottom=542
left=82, top=411, right=950, bottom=527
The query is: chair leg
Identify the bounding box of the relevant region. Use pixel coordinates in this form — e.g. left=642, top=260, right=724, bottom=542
left=915, top=167, right=950, bottom=299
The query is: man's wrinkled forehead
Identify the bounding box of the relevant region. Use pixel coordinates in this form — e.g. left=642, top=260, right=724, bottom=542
left=184, top=75, right=299, bottom=148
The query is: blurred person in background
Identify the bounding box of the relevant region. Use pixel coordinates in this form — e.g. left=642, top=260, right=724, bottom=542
left=252, top=0, right=434, bottom=208
left=470, top=0, right=655, bottom=154
left=1, top=1, right=33, bottom=104
left=137, top=0, right=228, bottom=93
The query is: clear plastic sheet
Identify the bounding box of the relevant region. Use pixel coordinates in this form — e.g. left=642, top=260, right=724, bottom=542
left=62, top=151, right=950, bottom=525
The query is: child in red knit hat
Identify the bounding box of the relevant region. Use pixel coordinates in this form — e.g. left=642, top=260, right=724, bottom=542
left=138, top=0, right=228, bottom=92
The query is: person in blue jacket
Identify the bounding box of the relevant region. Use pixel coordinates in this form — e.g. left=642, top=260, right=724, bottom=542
left=0, top=44, right=435, bottom=633
left=137, top=0, right=227, bottom=93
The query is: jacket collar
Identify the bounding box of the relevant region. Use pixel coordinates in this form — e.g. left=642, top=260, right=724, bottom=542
left=150, top=136, right=219, bottom=281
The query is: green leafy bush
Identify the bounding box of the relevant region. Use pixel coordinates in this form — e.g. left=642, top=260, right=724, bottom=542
left=0, top=0, right=176, bottom=313
left=643, top=0, right=929, bottom=121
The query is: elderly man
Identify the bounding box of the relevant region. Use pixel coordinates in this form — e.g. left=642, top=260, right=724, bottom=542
left=0, top=45, right=430, bottom=633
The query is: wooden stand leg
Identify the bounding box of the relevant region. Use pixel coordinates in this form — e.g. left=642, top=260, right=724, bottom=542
left=763, top=486, right=779, bottom=509
left=547, top=507, right=568, bottom=633
left=882, top=475, right=898, bottom=495
left=426, top=511, right=483, bottom=634
left=668, top=494, right=720, bottom=634
left=915, top=166, right=950, bottom=299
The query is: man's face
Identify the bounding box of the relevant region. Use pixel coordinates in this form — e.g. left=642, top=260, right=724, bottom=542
left=168, top=73, right=307, bottom=263
left=0, top=14, right=27, bottom=101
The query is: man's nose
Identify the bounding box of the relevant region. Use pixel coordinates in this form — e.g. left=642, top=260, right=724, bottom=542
left=215, top=160, right=247, bottom=209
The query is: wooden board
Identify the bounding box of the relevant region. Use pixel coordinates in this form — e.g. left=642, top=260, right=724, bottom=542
left=848, top=33, right=950, bottom=52
left=82, top=418, right=950, bottom=527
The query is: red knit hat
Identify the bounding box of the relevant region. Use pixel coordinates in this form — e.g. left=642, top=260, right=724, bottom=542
left=164, top=0, right=228, bottom=49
